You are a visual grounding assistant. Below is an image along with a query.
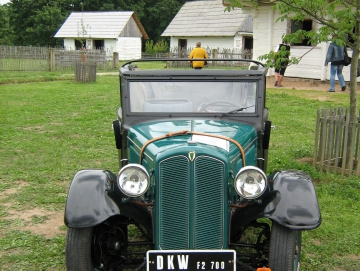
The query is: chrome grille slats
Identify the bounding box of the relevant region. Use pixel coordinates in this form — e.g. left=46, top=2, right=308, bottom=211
left=158, top=154, right=226, bottom=249
left=194, top=156, right=225, bottom=248
left=159, top=156, right=190, bottom=249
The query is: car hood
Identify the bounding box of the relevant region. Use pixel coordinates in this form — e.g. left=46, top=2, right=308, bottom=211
left=127, top=119, right=257, bottom=160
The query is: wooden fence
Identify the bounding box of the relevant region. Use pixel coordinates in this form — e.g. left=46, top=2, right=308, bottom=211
left=0, top=45, right=113, bottom=72
left=0, top=46, right=49, bottom=71
left=177, top=47, right=251, bottom=68
left=0, top=45, right=253, bottom=72
left=142, top=47, right=253, bottom=68
left=143, top=47, right=252, bottom=58
left=313, top=107, right=360, bottom=176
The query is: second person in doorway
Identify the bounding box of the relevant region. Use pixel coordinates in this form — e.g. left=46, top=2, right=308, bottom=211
left=274, top=40, right=291, bottom=87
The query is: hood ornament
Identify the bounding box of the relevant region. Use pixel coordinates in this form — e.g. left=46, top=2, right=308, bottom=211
left=188, top=151, right=196, bottom=161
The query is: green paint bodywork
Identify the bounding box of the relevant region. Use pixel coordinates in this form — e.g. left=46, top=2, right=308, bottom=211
left=127, top=119, right=257, bottom=249
left=127, top=119, right=257, bottom=167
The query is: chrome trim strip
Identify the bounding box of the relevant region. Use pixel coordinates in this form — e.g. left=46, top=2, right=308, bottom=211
left=230, top=137, right=258, bottom=164
left=127, top=137, right=153, bottom=162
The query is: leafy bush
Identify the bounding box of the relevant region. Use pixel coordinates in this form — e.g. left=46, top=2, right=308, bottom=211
left=145, top=40, right=169, bottom=54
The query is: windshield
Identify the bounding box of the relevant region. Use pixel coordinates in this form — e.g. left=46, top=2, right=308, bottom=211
left=129, top=81, right=257, bottom=114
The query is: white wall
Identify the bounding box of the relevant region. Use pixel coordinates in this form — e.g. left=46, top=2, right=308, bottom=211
left=116, top=37, right=142, bottom=60
left=61, top=37, right=142, bottom=60
left=104, top=39, right=116, bottom=58
left=63, top=39, right=75, bottom=50
left=170, top=36, right=238, bottom=51
left=251, top=6, right=355, bottom=82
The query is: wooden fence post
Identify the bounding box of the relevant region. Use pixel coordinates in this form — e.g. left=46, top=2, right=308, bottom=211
left=113, top=52, right=119, bottom=69
left=212, top=49, right=218, bottom=67
left=48, top=48, right=55, bottom=71
left=167, top=52, right=173, bottom=68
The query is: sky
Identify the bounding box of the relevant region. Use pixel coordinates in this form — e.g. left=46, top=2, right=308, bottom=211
left=0, top=0, right=10, bottom=5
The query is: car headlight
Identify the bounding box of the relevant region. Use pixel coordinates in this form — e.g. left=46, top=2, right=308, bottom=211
left=117, top=164, right=150, bottom=197
left=234, top=166, right=267, bottom=199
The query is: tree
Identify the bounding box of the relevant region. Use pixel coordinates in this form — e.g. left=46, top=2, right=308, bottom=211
left=144, top=0, right=187, bottom=43
left=0, top=4, right=15, bottom=45
left=28, top=5, right=66, bottom=46
left=8, top=0, right=72, bottom=46
left=225, top=0, right=359, bottom=172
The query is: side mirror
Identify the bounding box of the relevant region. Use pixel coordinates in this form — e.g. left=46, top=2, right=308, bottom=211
left=113, top=120, right=122, bottom=149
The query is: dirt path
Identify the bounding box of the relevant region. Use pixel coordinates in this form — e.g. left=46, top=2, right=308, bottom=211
left=267, top=76, right=360, bottom=92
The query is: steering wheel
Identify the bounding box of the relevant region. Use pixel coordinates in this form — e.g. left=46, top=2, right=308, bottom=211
left=198, top=100, right=241, bottom=112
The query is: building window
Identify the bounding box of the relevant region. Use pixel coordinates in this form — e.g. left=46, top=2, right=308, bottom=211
left=178, top=39, right=187, bottom=50
left=244, top=37, right=253, bottom=50
left=288, top=19, right=313, bottom=46
left=75, top=39, right=86, bottom=50
left=94, top=40, right=104, bottom=50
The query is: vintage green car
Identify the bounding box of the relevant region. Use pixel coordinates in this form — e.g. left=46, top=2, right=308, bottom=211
left=64, top=59, right=321, bottom=271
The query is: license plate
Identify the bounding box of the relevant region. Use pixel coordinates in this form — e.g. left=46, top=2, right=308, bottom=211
left=147, top=249, right=236, bottom=271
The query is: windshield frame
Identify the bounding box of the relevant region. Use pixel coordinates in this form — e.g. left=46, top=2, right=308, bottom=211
left=126, top=79, right=258, bottom=115
left=119, top=61, right=267, bottom=130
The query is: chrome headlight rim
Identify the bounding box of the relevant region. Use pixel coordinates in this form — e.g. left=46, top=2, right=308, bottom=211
left=234, top=166, right=267, bottom=199
left=117, top=164, right=150, bottom=197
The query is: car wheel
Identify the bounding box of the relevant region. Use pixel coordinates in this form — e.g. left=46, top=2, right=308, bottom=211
left=66, top=227, right=96, bottom=271
left=268, top=222, right=302, bottom=271
left=66, top=225, right=126, bottom=271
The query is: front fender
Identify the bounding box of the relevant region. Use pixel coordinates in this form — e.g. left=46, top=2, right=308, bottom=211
left=265, top=170, right=321, bottom=230
left=65, top=169, right=121, bottom=228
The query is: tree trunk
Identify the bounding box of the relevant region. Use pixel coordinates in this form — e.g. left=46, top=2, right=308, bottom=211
left=346, top=1, right=360, bottom=170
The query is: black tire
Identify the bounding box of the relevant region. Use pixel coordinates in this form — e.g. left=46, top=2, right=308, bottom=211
left=66, top=227, right=94, bottom=271
left=268, top=222, right=302, bottom=271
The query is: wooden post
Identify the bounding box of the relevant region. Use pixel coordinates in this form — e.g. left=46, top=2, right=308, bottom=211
left=113, top=52, right=119, bottom=69
left=81, top=46, right=86, bottom=82
left=313, top=109, right=320, bottom=168
left=167, top=51, right=173, bottom=68
left=212, top=49, right=218, bottom=67
left=88, top=62, right=97, bottom=82
left=48, top=48, right=55, bottom=71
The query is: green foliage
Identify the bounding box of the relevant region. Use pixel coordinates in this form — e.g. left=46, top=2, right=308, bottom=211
left=0, top=5, right=15, bottom=45
left=145, top=40, right=155, bottom=54
left=29, top=5, right=66, bottom=46
left=258, top=45, right=299, bottom=69
left=145, top=39, right=169, bottom=54
left=154, top=40, right=169, bottom=53
left=3, top=0, right=187, bottom=46
left=144, top=0, right=186, bottom=42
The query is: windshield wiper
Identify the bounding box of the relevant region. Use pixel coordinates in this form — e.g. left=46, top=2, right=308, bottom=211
left=221, top=104, right=255, bottom=117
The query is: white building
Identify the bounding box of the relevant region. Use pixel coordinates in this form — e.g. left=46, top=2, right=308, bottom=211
left=235, top=1, right=354, bottom=81
left=54, top=11, right=148, bottom=60
left=161, top=0, right=253, bottom=53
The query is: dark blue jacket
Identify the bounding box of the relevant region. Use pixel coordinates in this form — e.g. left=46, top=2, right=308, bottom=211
left=325, top=42, right=345, bottom=66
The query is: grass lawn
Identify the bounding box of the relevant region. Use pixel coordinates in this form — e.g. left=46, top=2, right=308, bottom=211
left=0, top=71, right=359, bottom=270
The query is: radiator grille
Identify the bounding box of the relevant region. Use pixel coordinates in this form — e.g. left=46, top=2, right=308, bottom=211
left=158, top=155, right=225, bottom=249
left=194, top=156, right=225, bottom=248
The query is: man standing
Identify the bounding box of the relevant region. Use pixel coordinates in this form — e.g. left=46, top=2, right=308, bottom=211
left=274, top=40, right=291, bottom=87
left=189, top=42, right=209, bottom=70
left=324, top=41, right=347, bottom=92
